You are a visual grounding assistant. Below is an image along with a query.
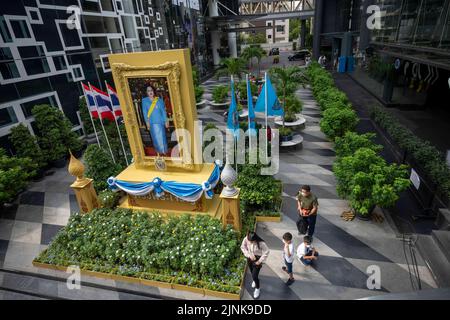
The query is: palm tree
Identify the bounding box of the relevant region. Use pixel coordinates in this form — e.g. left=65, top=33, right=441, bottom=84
left=269, top=66, right=308, bottom=127
left=215, top=57, right=247, bottom=80
left=241, top=45, right=265, bottom=76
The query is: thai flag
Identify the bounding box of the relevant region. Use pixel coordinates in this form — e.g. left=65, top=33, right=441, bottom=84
left=106, top=83, right=122, bottom=117
left=82, top=83, right=99, bottom=119
left=90, top=84, right=115, bottom=122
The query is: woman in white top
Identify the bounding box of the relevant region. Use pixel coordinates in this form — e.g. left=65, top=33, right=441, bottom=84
left=240, top=231, right=270, bottom=299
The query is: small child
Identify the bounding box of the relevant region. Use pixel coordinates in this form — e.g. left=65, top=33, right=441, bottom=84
left=282, top=232, right=295, bottom=285
left=297, top=235, right=319, bottom=266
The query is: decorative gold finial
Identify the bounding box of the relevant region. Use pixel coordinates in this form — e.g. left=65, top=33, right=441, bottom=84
left=68, top=151, right=85, bottom=181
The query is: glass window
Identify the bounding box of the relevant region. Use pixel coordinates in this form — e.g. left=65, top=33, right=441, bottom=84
left=73, top=67, right=82, bottom=78
left=0, top=106, right=18, bottom=128
left=10, top=20, right=31, bottom=38
left=276, top=26, right=284, bottom=33
left=0, top=47, right=13, bottom=60
left=0, top=61, right=20, bottom=80
left=53, top=55, right=67, bottom=70
left=21, top=96, right=56, bottom=118
left=0, top=16, right=12, bottom=43
left=23, top=57, right=50, bottom=75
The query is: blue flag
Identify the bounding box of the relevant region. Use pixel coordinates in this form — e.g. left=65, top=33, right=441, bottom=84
left=227, top=78, right=239, bottom=137
left=255, top=76, right=284, bottom=116
left=247, top=77, right=257, bottom=136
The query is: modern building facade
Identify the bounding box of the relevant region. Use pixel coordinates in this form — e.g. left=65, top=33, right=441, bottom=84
left=313, top=0, right=450, bottom=108
left=0, top=0, right=211, bottom=154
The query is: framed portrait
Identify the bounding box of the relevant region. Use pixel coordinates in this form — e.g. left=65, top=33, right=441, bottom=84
left=110, top=52, right=197, bottom=171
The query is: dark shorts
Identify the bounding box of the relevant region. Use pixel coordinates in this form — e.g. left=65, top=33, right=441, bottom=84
left=284, top=259, right=293, bottom=273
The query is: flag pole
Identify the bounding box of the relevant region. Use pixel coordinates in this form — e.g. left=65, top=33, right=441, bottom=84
left=264, top=71, right=268, bottom=155
left=82, top=83, right=100, bottom=147
left=89, top=82, right=116, bottom=164
left=231, top=75, right=237, bottom=174
left=105, top=80, right=129, bottom=166
left=247, top=73, right=251, bottom=151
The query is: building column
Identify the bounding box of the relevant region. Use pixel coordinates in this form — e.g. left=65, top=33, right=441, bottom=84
left=228, top=31, right=237, bottom=58
left=300, top=19, right=306, bottom=48
left=272, top=19, right=276, bottom=44
left=312, top=0, right=324, bottom=59
left=211, top=30, right=221, bottom=65
left=359, top=0, right=375, bottom=52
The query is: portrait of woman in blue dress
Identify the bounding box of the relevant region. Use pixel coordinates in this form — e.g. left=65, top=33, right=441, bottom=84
left=141, top=85, right=169, bottom=155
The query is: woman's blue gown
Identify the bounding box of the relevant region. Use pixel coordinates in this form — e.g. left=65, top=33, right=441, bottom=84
left=142, top=97, right=168, bottom=154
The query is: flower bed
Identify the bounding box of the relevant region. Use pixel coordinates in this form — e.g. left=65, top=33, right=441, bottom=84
left=33, top=208, right=247, bottom=297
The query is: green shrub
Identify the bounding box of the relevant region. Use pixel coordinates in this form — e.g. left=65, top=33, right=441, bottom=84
left=79, top=97, right=95, bottom=135
left=279, top=127, right=293, bottom=137
left=333, top=148, right=410, bottom=215
left=334, top=132, right=383, bottom=157
left=236, top=163, right=282, bottom=212
left=84, top=144, right=123, bottom=192
left=32, top=104, right=83, bottom=162
left=320, top=107, right=358, bottom=141
left=98, top=190, right=121, bottom=208
left=285, top=95, right=303, bottom=114
left=237, top=80, right=257, bottom=101
left=212, top=85, right=229, bottom=103
left=9, top=124, right=46, bottom=169
left=370, top=105, right=450, bottom=200
left=35, top=209, right=245, bottom=293
left=99, top=120, right=130, bottom=167
left=0, top=150, right=36, bottom=205
left=194, top=86, right=204, bottom=103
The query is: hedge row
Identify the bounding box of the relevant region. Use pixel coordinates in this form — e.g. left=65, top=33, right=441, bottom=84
left=306, top=62, right=358, bottom=141
left=370, top=104, right=450, bottom=202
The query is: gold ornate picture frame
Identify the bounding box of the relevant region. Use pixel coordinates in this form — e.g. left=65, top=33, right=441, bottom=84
left=111, top=60, right=194, bottom=170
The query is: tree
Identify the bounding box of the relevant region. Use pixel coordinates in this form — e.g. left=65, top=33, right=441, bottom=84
left=215, top=57, right=247, bottom=80
left=9, top=124, right=46, bottom=170
left=241, top=45, right=265, bottom=76
left=269, top=66, right=308, bottom=126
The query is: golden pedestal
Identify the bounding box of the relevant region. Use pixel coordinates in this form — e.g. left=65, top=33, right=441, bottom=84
left=71, top=178, right=99, bottom=214
left=67, top=153, right=99, bottom=214
left=220, top=188, right=242, bottom=231
left=116, top=162, right=222, bottom=219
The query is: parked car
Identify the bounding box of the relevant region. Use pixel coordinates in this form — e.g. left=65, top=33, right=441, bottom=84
left=288, top=50, right=311, bottom=61
left=268, top=47, right=279, bottom=56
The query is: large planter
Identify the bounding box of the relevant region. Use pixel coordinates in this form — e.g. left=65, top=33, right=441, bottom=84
left=51, top=157, right=67, bottom=168
left=280, top=134, right=294, bottom=142
left=209, top=100, right=229, bottom=110
left=32, top=168, right=47, bottom=182
left=196, top=99, right=207, bottom=109
left=274, top=115, right=306, bottom=131
left=355, top=206, right=375, bottom=221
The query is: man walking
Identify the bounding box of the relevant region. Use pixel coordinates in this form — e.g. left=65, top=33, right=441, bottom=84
left=296, top=185, right=319, bottom=241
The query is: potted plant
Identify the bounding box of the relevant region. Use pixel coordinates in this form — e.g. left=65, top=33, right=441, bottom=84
left=84, top=144, right=123, bottom=193
left=0, top=148, right=36, bottom=207
left=192, top=67, right=206, bottom=108
left=32, top=104, right=84, bottom=168
left=210, top=85, right=229, bottom=109
left=333, top=148, right=410, bottom=219
left=236, top=80, right=257, bottom=104
left=214, top=57, right=247, bottom=80
left=279, top=127, right=294, bottom=142
left=9, top=124, right=47, bottom=180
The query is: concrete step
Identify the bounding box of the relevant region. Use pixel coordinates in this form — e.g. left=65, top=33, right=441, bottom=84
left=432, top=230, right=450, bottom=263
left=415, top=234, right=450, bottom=288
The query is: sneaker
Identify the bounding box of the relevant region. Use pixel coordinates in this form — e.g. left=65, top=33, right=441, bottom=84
left=286, top=278, right=295, bottom=286
left=251, top=281, right=256, bottom=288
left=253, top=288, right=260, bottom=299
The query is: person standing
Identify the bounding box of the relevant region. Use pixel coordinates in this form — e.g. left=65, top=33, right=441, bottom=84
left=240, top=231, right=270, bottom=299
left=296, top=185, right=319, bottom=241
left=141, top=85, right=169, bottom=155
left=281, top=232, right=295, bottom=285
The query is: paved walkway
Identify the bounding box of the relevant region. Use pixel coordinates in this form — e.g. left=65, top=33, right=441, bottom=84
left=0, top=57, right=438, bottom=299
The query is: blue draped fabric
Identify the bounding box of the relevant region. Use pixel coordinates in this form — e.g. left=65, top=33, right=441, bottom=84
left=107, top=163, right=221, bottom=202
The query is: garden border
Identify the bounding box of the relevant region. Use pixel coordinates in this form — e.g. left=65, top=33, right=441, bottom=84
left=32, top=260, right=246, bottom=300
